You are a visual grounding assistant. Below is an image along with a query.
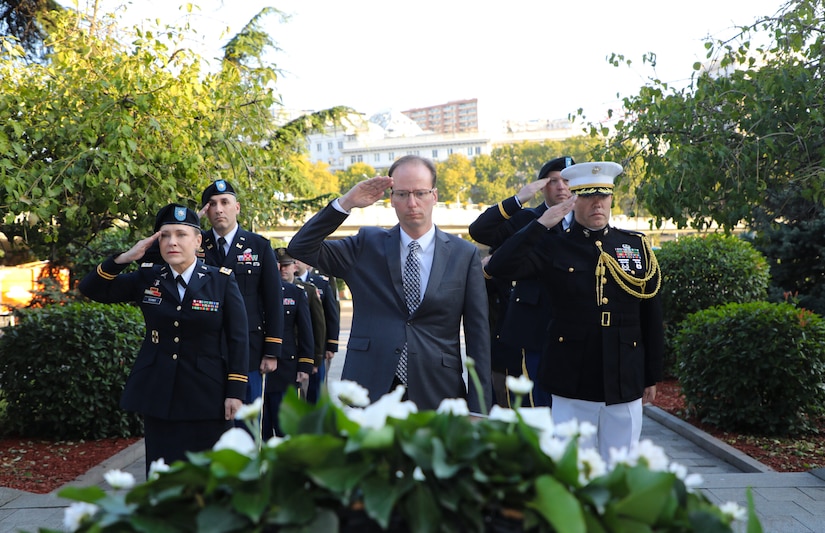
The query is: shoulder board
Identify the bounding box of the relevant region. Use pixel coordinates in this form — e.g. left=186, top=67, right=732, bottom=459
left=614, top=227, right=646, bottom=238
left=140, top=262, right=154, bottom=268
left=220, top=267, right=232, bottom=275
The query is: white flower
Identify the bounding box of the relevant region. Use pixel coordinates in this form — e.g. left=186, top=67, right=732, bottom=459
left=518, top=407, right=553, bottom=432
left=213, top=427, right=256, bottom=456
left=539, top=433, right=569, bottom=462
left=553, top=419, right=581, bottom=439
left=506, top=374, right=534, bottom=395
left=103, top=469, right=135, bottom=490
left=413, top=466, right=426, bottom=481
left=63, top=502, right=99, bottom=532
left=437, top=398, right=470, bottom=416
left=343, top=406, right=367, bottom=426
left=489, top=404, right=518, bottom=423
left=578, top=447, right=607, bottom=484
left=266, top=435, right=285, bottom=448
left=577, top=421, right=597, bottom=441
left=683, top=472, right=704, bottom=491
left=235, top=397, right=263, bottom=421
left=329, top=379, right=371, bottom=407
left=148, top=458, right=170, bottom=479
left=633, top=439, right=670, bottom=471
left=358, top=386, right=417, bottom=429
left=719, top=501, right=747, bottom=521
left=608, top=446, right=636, bottom=468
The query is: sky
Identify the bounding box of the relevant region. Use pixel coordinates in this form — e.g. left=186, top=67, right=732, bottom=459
left=81, top=0, right=787, bottom=126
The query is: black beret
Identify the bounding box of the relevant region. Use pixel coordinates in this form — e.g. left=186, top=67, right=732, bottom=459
left=154, top=204, right=201, bottom=232
left=537, top=156, right=576, bottom=180
left=201, top=179, right=236, bottom=207
left=275, top=247, right=295, bottom=264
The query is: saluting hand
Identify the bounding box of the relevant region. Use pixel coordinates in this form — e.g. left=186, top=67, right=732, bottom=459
left=536, top=195, right=576, bottom=229
left=515, top=177, right=551, bottom=205
left=114, top=232, right=161, bottom=264
left=339, top=176, right=393, bottom=212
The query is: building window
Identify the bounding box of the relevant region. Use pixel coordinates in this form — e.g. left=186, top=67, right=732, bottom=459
left=356, top=155, right=363, bottom=163
left=448, top=148, right=454, bottom=155
left=338, top=141, right=343, bottom=149
left=327, top=142, right=333, bottom=150
left=374, top=153, right=381, bottom=162
left=475, top=146, right=481, bottom=155
left=432, top=149, right=438, bottom=158
left=316, top=143, right=322, bottom=152
left=467, top=147, right=473, bottom=155
left=388, top=152, right=395, bottom=160
left=350, top=155, right=357, bottom=164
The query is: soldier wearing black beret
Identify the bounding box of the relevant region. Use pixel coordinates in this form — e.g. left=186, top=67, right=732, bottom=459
left=80, top=203, right=249, bottom=474
left=469, top=156, right=576, bottom=407
left=486, top=162, right=664, bottom=460
left=199, top=180, right=284, bottom=426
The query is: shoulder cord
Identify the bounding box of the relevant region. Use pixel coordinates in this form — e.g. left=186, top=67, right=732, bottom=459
left=595, top=235, right=661, bottom=303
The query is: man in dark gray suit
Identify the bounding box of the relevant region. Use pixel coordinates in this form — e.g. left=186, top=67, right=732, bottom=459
left=288, top=155, right=491, bottom=412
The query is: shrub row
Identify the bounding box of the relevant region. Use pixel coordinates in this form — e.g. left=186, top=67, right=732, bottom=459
left=0, top=302, right=143, bottom=439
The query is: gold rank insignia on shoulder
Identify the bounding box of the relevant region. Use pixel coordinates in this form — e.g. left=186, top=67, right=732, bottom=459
left=220, top=267, right=232, bottom=275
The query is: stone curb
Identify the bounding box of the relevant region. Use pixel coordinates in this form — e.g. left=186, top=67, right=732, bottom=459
left=643, top=405, right=774, bottom=473
left=54, top=439, right=146, bottom=494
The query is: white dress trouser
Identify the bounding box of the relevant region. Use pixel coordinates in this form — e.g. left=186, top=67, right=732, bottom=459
left=551, top=395, right=643, bottom=461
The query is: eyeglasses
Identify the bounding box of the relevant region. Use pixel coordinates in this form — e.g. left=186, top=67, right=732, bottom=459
left=390, top=189, right=435, bottom=201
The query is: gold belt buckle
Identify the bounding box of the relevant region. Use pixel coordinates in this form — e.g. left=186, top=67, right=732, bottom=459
left=601, top=312, right=611, bottom=327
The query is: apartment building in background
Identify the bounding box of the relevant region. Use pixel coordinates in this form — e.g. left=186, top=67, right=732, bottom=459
left=285, top=99, right=579, bottom=173
left=401, top=98, right=479, bottom=134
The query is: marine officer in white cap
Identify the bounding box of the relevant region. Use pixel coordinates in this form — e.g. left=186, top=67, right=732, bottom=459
left=485, top=162, right=664, bottom=460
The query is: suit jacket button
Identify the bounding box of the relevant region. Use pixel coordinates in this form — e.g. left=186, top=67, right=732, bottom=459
left=172, top=354, right=178, bottom=360
left=174, top=337, right=179, bottom=343
left=558, top=337, right=564, bottom=342
left=395, top=348, right=402, bottom=354
left=568, top=267, right=574, bottom=272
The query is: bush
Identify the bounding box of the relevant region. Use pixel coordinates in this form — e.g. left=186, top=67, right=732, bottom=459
left=674, top=301, right=825, bottom=435
left=657, top=234, right=770, bottom=375
left=0, top=302, right=144, bottom=439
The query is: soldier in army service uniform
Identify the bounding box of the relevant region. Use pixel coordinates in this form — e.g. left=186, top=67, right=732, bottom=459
left=79, top=204, right=249, bottom=474
left=199, top=180, right=284, bottom=412
left=471, top=156, right=576, bottom=407
left=486, top=162, right=664, bottom=460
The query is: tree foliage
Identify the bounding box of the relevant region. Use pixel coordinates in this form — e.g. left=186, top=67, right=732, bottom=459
left=470, top=136, right=602, bottom=205
left=335, top=162, right=376, bottom=195
left=583, top=0, right=825, bottom=232
left=0, top=6, right=350, bottom=271
left=436, top=153, right=475, bottom=203
left=0, top=0, right=61, bottom=60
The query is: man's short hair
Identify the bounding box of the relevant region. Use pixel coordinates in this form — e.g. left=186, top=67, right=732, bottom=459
left=388, top=155, right=437, bottom=188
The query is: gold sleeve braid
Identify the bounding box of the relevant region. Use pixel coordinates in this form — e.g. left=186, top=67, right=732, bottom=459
left=595, top=235, right=661, bottom=304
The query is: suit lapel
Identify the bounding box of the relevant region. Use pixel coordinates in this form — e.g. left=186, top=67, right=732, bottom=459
left=421, top=227, right=451, bottom=310
left=201, top=232, right=222, bottom=266
left=186, top=262, right=210, bottom=301
left=385, top=226, right=407, bottom=311
left=158, top=265, right=181, bottom=303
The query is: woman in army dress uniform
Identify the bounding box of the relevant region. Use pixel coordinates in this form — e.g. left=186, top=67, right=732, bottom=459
left=79, top=204, right=249, bottom=474
left=486, top=162, right=664, bottom=460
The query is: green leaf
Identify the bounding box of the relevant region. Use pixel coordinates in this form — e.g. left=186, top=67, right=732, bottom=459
left=528, top=475, right=586, bottom=533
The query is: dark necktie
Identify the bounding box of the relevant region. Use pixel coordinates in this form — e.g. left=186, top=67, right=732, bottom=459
left=217, top=237, right=227, bottom=261
left=175, top=275, right=187, bottom=299
left=397, top=241, right=421, bottom=384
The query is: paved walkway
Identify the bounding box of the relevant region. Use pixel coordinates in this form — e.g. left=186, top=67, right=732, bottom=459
left=3, top=300, right=824, bottom=532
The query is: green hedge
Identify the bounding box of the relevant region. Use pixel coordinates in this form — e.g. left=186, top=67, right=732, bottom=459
left=0, top=302, right=144, bottom=439
left=657, top=234, right=769, bottom=375
left=674, top=301, right=825, bottom=435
